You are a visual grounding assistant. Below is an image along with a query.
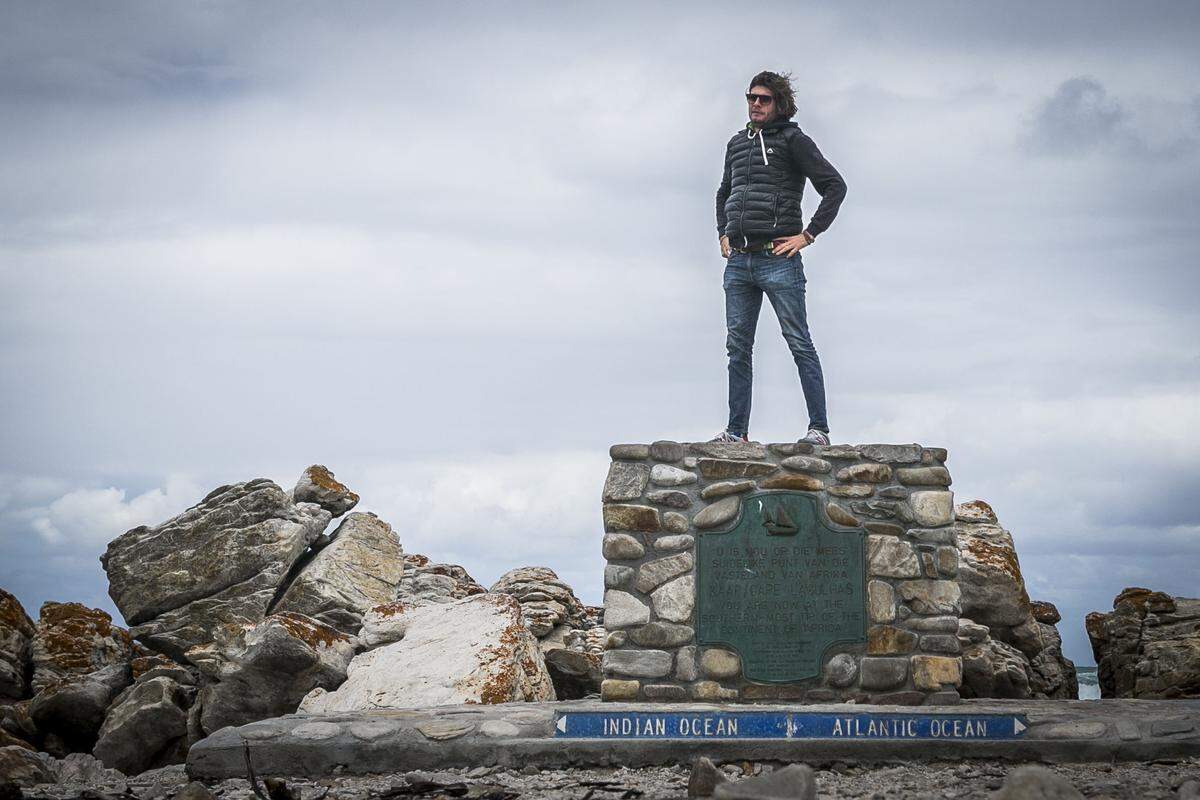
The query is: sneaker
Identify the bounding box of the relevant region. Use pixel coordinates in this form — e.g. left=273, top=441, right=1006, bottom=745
left=710, top=430, right=749, bottom=443
left=800, top=428, right=831, bottom=446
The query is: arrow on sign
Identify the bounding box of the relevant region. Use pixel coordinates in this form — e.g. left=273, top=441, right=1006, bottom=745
left=1014, top=719, right=1026, bottom=735
left=556, top=716, right=567, bottom=734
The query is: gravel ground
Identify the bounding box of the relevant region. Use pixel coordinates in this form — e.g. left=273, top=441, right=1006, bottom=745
left=19, top=758, right=1200, bottom=800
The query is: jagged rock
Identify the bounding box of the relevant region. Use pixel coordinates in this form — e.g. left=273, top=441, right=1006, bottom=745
left=0, top=703, right=38, bottom=750
left=29, top=664, right=130, bottom=753
left=0, top=591, right=34, bottom=701
left=954, top=500, right=1076, bottom=700
left=994, top=765, right=1083, bottom=799
left=291, top=465, right=359, bottom=517
left=0, top=746, right=54, bottom=787
left=93, top=675, right=194, bottom=774
left=959, top=636, right=1032, bottom=699
left=300, top=594, right=554, bottom=711
left=490, top=567, right=586, bottom=637
left=1086, top=587, right=1200, bottom=698
left=688, top=756, right=728, bottom=797
left=50, top=752, right=126, bottom=786
left=273, top=512, right=405, bottom=634
left=713, top=764, right=817, bottom=799
left=393, top=555, right=487, bottom=607
left=101, top=479, right=331, bottom=661
left=29, top=603, right=131, bottom=695
left=189, top=613, right=353, bottom=735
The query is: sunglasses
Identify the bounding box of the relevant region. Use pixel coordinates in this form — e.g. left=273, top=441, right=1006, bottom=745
left=746, top=92, right=774, bottom=106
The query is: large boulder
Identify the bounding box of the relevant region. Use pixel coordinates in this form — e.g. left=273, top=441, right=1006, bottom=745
left=1086, top=587, right=1200, bottom=699
left=300, top=593, right=554, bottom=711
left=101, top=479, right=331, bottom=661
left=92, top=674, right=195, bottom=774
left=954, top=500, right=1077, bottom=699
left=0, top=745, right=55, bottom=787
left=490, top=566, right=586, bottom=637
left=29, top=603, right=132, bottom=695
left=0, top=590, right=35, bottom=700
left=273, top=512, right=405, bottom=634
left=190, top=613, right=354, bottom=735
left=292, top=465, right=359, bottom=517
left=394, top=555, right=487, bottom=606
left=29, top=664, right=130, bottom=754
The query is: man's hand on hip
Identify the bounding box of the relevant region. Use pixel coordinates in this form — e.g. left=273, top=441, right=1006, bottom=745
left=772, top=234, right=811, bottom=257
left=720, top=235, right=732, bottom=258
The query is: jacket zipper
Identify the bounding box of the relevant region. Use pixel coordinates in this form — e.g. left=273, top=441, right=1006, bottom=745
left=738, top=128, right=755, bottom=247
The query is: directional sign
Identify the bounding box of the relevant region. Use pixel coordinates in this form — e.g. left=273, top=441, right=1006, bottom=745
left=554, top=711, right=1029, bottom=741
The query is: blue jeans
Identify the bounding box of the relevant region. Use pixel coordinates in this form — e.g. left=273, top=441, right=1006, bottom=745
left=723, top=250, right=828, bottom=437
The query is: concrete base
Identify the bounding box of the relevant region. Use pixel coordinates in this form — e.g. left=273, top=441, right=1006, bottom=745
left=187, top=699, right=1200, bottom=778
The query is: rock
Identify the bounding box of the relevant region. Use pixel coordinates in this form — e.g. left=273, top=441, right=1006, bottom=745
left=29, top=603, right=132, bottom=695
left=489, top=567, right=586, bottom=637
left=101, top=479, right=331, bottom=660
left=0, top=746, right=54, bottom=787
left=713, top=764, right=817, bottom=800
left=697, top=459, right=777, bottom=480
left=867, top=537, right=920, bottom=578
left=694, top=497, right=741, bottom=529
left=688, top=442, right=767, bottom=460
left=835, top=464, right=891, bottom=483
left=93, top=675, right=192, bottom=774
left=955, top=512, right=1030, bottom=628
left=600, top=679, right=639, bottom=701
left=393, top=555, right=486, bottom=607
left=909, top=491, right=953, bottom=526
left=603, top=592, right=650, bottom=629
left=911, top=655, right=962, bottom=690
left=897, top=580, right=961, bottom=615
left=542, top=645, right=601, bottom=701
left=896, top=467, right=951, bottom=486
left=651, top=576, right=695, bottom=623
left=1087, top=588, right=1200, bottom=698
left=299, top=594, right=554, bottom=710
left=662, top=513, right=690, bottom=534
left=858, top=444, right=923, bottom=464
left=824, top=653, right=857, bottom=687
left=688, top=756, right=729, bottom=798
left=29, top=663, right=130, bottom=753
left=630, top=623, right=695, bottom=648
left=994, top=765, right=1083, bottom=799
left=827, top=484, right=874, bottom=498
left=867, top=581, right=896, bottom=623
left=634, top=553, right=695, bottom=594
left=780, top=455, right=831, bottom=474
left=646, top=490, right=690, bottom=508
left=602, top=534, right=646, bottom=561
left=859, top=658, right=907, bottom=690
left=610, top=444, right=650, bottom=460
left=50, top=752, right=125, bottom=786
left=604, top=565, right=634, bottom=588
left=603, top=505, right=661, bottom=533
left=602, top=650, right=672, bottom=678
left=175, top=782, right=216, bottom=800
left=1031, top=600, right=1062, bottom=624
left=700, top=649, right=740, bottom=679
left=825, top=504, right=859, bottom=528
left=273, top=512, right=405, bottom=634
left=759, top=474, right=824, bottom=491
left=700, top=481, right=755, bottom=500
left=192, top=613, right=354, bottom=735
left=603, top=462, right=650, bottom=502
left=649, top=465, right=698, bottom=487
left=954, top=499, right=997, bottom=524
left=0, top=591, right=34, bottom=701
left=291, top=465, right=359, bottom=517
left=960, top=636, right=1033, bottom=699
left=649, top=441, right=686, bottom=463
left=868, top=626, right=918, bottom=655
left=654, top=534, right=694, bottom=552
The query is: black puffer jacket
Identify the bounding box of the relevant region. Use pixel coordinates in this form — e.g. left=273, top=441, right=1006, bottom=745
left=716, top=118, right=847, bottom=246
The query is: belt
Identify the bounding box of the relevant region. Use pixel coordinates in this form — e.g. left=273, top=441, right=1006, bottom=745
left=732, top=240, right=776, bottom=254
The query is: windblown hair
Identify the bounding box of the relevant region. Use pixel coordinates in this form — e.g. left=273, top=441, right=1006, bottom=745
left=748, top=70, right=797, bottom=120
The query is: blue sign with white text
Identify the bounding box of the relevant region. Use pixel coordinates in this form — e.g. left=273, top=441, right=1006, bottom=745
left=553, top=711, right=1028, bottom=741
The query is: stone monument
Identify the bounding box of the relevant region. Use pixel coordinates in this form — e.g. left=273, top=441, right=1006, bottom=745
left=601, top=441, right=962, bottom=705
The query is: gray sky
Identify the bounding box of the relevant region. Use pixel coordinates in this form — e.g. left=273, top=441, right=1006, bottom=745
left=2, top=1, right=1197, bottom=667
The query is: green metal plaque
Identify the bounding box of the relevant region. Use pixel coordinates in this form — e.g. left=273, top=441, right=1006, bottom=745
left=696, top=491, right=866, bottom=683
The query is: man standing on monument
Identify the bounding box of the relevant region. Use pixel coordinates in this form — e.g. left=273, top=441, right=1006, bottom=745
left=712, top=71, right=847, bottom=446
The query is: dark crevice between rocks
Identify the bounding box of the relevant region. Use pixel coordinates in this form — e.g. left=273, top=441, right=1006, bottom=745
left=265, top=516, right=343, bottom=617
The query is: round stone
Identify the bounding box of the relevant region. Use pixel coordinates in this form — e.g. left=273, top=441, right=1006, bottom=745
left=700, top=648, right=741, bottom=679
left=292, top=721, right=341, bottom=740
left=826, top=503, right=860, bottom=527
left=649, top=441, right=686, bottom=462
left=694, top=496, right=741, bottom=529
left=651, top=575, right=695, bottom=623
left=602, top=533, right=645, bottom=560
left=602, top=649, right=673, bottom=678
left=910, top=491, right=954, bottom=526
left=824, top=653, right=858, bottom=688
left=646, top=490, right=691, bottom=509
left=662, top=513, right=690, bottom=534
left=654, top=534, right=694, bottom=551
left=603, top=590, right=650, bottom=629
left=604, top=564, right=634, bottom=588
left=480, top=720, right=520, bottom=738
left=348, top=720, right=401, bottom=741
left=700, top=480, right=755, bottom=500
left=650, top=464, right=698, bottom=487
left=629, top=622, right=695, bottom=648
left=780, top=455, right=832, bottom=473
left=634, top=552, right=695, bottom=593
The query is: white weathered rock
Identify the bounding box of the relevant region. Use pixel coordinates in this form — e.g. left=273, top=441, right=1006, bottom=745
left=910, top=491, right=954, bottom=526
left=273, top=512, right=405, bottom=634
left=300, top=593, right=554, bottom=711
left=292, top=465, right=359, bottom=517
left=490, top=566, right=586, bottom=638
left=101, top=479, right=331, bottom=660
left=192, top=612, right=354, bottom=735
left=649, top=464, right=698, bottom=487
left=603, top=591, right=650, bottom=629
left=652, top=576, right=695, bottom=623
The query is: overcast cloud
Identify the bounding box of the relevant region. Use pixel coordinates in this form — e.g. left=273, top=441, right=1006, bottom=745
left=2, top=1, right=1198, bottom=666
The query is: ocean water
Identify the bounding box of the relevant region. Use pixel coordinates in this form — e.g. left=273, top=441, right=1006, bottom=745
left=1077, top=666, right=1100, bottom=699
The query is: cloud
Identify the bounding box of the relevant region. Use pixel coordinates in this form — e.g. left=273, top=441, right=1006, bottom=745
left=25, top=475, right=205, bottom=546
left=1021, top=76, right=1197, bottom=159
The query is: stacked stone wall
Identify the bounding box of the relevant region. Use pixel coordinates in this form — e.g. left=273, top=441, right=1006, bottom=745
left=601, top=441, right=963, bottom=705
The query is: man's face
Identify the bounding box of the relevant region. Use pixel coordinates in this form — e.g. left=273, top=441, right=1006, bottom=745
left=747, top=85, right=777, bottom=126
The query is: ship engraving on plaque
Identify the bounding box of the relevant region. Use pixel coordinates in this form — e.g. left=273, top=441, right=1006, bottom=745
left=696, top=491, right=867, bottom=683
